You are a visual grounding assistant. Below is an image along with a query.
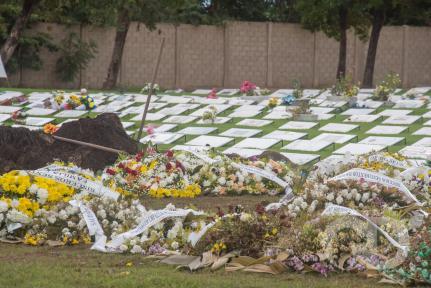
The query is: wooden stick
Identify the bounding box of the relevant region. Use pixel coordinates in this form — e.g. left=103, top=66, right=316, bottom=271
left=136, top=37, right=165, bottom=141
left=52, top=135, right=125, bottom=154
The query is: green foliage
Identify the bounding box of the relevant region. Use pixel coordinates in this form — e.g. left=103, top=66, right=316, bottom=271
left=331, top=76, right=359, bottom=98
left=295, top=0, right=370, bottom=40
left=372, top=72, right=401, bottom=101
left=55, top=32, right=97, bottom=82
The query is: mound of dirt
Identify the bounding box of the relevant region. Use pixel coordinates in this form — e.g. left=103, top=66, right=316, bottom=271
left=0, top=113, right=139, bottom=173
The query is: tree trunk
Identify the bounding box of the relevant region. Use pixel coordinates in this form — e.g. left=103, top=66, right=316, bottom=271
left=362, top=9, right=384, bottom=88
left=102, top=9, right=130, bottom=90
left=0, top=0, right=40, bottom=65
left=336, top=7, right=348, bottom=79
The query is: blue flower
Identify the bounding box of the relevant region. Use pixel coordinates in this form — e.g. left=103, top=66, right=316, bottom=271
left=282, top=94, right=296, bottom=105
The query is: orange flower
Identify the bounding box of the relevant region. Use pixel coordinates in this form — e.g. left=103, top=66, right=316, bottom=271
left=43, top=123, right=59, bottom=135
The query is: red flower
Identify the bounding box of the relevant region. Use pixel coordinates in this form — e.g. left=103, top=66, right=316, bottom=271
left=165, top=150, right=174, bottom=158
left=106, top=168, right=116, bottom=175
left=166, top=162, right=173, bottom=171
left=118, top=162, right=125, bottom=169
left=175, top=161, right=185, bottom=173
left=135, top=152, right=144, bottom=162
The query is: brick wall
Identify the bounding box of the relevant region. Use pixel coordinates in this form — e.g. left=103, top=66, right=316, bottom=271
left=6, top=22, right=431, bottom=89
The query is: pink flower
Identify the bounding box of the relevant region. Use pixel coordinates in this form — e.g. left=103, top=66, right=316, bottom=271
left=146, top=126, right=155, bottom=135
left=207, top=88, right=218, bottom=99
left=240, top=80, right=256, bottom=94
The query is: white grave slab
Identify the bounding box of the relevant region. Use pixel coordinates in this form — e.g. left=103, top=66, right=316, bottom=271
left=0, top=106, right=21, bottom=114
left=150, top=124, right=177, bottom=133
left=0, top=114, right=11, bottom=123
left=140, top=133, right=183, bottom=145
left=341, top=108, right=375, bottom=116
left=355, top=100, right=383, bottom=109
left=270, top=89, right=294, bottom=98
left=233, top=137, right=280, bottom=149
left=393, top=100, right=424, bottom=108
left=163, top=115, right=198, bottom=124
left=121, top=122, right=135, bottom=129
left=130, top=113, right=166, bottom=122
left=334, top=143, right=385, bottom=155
left=228, top=109, right=262, bottom=118
left=309, top=99, right=325, bottom=105
left=220, top=128, right=261, bottom=138
left=158, top=95, right=191, bottom=103
left=177, top=126, right=217, bottom=135
left=189, top=104, right=231, bottom=117
left=319, top=100, right=347, bottom=108
left=54, top=110, right=87, bottom=118
left=217, top=89, right=239, bottom=96
left=399, top=146, right=431, bottom=159
left=279, top=121, right=318, bottom=130
left=423, top=119, right=431, bottom=126
left=223, top=147, right=263, bottom=158
left=359, top=136, right=404, bottom=147
left=421, top=111, right=431, bottom=118
left=382, top=115, right=420, bottom=125
left=263, top=110, right=292, bottom=120
left=263, top=130, right=307, bottom=142
left=227, top=99, right=255, bottom=105
left=283, top=140, right=333, bottom=152
left=12, top=124, right=40, bottom=131
left=25, top=108, right=56, bottom=116
left=196, top=117, right=231, bottom=124
left=413, top=127, right=431, bottom=136
left=310, top=107, right=335, bottom=114
left=343, top=114, right=381, bottom=123
left=192, top=89, right=212, bottom=95
left=319, top=123, right=358, bottom=133
left=366, top=125, right=407, bottom=135
left=25, top=117, right=54, bottom=126
left=280, top=152, right=320, bottom=165
left=186, top=135, right=233, bottom=147
left=412, top=137, right=431, bottom=147
left=316, top=114, right=335, bottom=120
left=378, top=109, right=412, bottom=117
left=312, top=133, right=355, bottom=144
left=236, top=119, right=272, bottom=127
left=189, top=97, right=228, bottom=105
left=172, top=145, right=211, bottom=152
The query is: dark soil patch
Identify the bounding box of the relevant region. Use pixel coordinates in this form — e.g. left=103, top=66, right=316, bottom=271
left=0, top=113, right=138, bottom=173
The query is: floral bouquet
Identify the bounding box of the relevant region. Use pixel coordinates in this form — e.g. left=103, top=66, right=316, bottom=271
left=240, top=80, right=258, bottom=96
left=373, top=72, right=401, bottom=101
left=267, top=97, right=279, bottom=109
left=331, top=76, right=359, bottom=99
left=201, top=106, right=217, bottom=123
left=104, top=151, right=201, bottom=198
left=141, top=83, right=160, bottom=95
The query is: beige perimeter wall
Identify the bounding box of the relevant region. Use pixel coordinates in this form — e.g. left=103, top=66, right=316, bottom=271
left=6, top=22, right=431, bottom=89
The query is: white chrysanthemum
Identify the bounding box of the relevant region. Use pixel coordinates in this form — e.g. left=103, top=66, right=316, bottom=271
left=336, top=195, right=344, bottom=205
left=131, top=245, right=143, bottom=254
left=171, top=241, right=179, bottom=250
left=37, top=188, right=48, bottom=205
left=218, top=177, right=226, bottom=185
left=240, top=213, right=252, bottom=222
left=119, top=244, right=128, bottom=252
left=326, top=193, right=334, bottom=201
left=0, top=201, right=8, bottom=213
left=7, top=209, right=31, bottom=224
left=29, top=184, right=38, bottom=194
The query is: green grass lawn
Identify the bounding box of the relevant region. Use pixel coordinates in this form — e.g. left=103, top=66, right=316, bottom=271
left=0, top=244, right=390, bottom=288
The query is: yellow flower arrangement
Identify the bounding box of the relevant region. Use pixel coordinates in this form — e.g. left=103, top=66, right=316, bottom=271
left=24, top=232, right=47, bottom=246
left=0, top=171, right=31, bottom=195
left=33, top=177, right=75, bottom=202
left=149, top=184, right=201, bottom=198
left=211, top=241, right=227, bottom=255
